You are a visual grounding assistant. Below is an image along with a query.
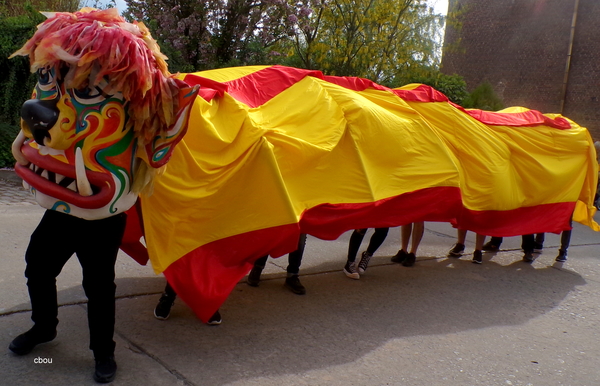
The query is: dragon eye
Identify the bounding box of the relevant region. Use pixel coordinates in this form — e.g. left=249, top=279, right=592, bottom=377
left=37, top=67, right=57, bottom=91
left=73, top=85, right=109, bottom=105
left=35, top=67, right=60, bottom=100
left=71, top=78, right=118, bottom=105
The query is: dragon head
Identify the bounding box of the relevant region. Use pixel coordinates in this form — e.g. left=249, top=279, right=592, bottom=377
left=11, top=8, right=198, bottom=219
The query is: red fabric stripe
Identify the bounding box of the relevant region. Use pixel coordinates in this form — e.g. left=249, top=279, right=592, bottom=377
left=393, top=85, right=570, bottom=129
left=393, top=84, right=450, bottom=103
left=119, top=204, right=149, bottom=265
left=182, top=74, right=229, bottom=101
left=457, top=202, right=575, bottom=236
left=224, top=66, right=324, bottom=108
left=163, top=223, right=300, bottom=322
left=322, top=75, right=391, bottom=93
left=393, top=84, right=570, bottom=129
left=183, top=69, right=571, bottom=129
left=300, top=187, right=461, bottom=240
left=452, top=102, right=571, bottom=130
left=159, top=186, right=575, bottom=322
left=183, top=66, right=325, bottom=107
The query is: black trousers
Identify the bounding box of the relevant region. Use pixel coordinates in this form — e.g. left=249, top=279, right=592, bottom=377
left=254, top=233, right=307, bottom=274
left=24, top=210, right=126, bottom=358
left=489, top=235, right=535, bottom=252
left=347, top=228, right=389, bottom=262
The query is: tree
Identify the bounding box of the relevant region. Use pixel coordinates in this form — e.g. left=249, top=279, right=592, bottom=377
left=123, top=0, right=299, bottom=72
left=282, top=0, right=445, bottom=85
left=0, top=1, right=81, bottom=168
left=463, top=82, right=504, bottom=111
left=121, top=0, right=446, bottom=84
left=405, top=72, right=469, bottom=106
left=1, top=0, right=80, bottom=17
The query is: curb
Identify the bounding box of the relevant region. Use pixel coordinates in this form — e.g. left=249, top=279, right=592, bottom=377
left=0, top=169, right=21, bottom=184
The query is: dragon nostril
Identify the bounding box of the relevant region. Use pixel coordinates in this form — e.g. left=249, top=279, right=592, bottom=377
left=32, top=129, right=51, bottom=145
left=21, top=99, right=59, bottom=145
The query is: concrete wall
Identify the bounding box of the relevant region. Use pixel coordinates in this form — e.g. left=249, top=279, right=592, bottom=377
left=441, top=0, right=600, bottom=139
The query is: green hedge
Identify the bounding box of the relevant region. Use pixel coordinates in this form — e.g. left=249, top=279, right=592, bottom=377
left=0, top=123, right=19, bottom=168
left=0, top=11, right=42, bottom=168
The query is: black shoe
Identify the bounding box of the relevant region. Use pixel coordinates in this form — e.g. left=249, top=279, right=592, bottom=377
left=482, top=242, right=499, bottom=251
left=391, top=249, right=408, bottom=263
left=154, top=293, right=176, bottom=320
left=357, top=251, right=372, bottom=274
left=534, top=242, right=544, bottom=251
left=402, top=253, right=416, bottom=267
left=555, top=250, right=568, bottom=262
left=93, top=355, right=117, bottom=383
left=207, top=310, right=222, bottom=325
left=9, top=327, right=57, bottom=355
left=447, top=243, right=465, bottom=257
left=247, top=265, right=263, bottom=287
left=343, top=261, right=360, bottom=280
left=523, top=251, right=535, bottom=263
left=284, top=275, right=306, bottom=295
left=472, top=250, right=482, bottom=264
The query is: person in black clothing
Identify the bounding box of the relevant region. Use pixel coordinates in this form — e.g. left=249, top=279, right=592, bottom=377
left=343, top=228, right=389, bottom=279
left=246, top=233, right=308, bottom=294
left=482, top=233, right=545, bottom=262
left=9, top=210, right=126, bottom=383
left=529, top=219, right=573, bottom=263
left=154, top=282, right=223, bottom=324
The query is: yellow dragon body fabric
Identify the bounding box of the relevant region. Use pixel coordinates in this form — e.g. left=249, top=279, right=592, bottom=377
left=138, top=66, right=598, bottom=322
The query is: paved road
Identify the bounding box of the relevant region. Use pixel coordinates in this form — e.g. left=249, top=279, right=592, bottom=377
left=1, top=174, right=599, bottom=385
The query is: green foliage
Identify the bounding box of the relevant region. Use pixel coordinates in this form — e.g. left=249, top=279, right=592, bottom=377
left=1, top=0, right=80, bottom=17
left=402, top=72, right=469, bottom=106
left=0, top=122, right=19, bottom=168
left=0, top=1, right=93, bottom=168
left=124, top=0, right=447, bottom=82
left=463, top=81, right=504, bottom=111
left=124, top=0, right=298, bottom=72
left=0, top=9, right=45, bottom=168
left=287, top=0, right=446, bottom=84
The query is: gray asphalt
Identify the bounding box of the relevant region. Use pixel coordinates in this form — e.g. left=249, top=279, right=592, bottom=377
left=1, top=170, right=599, bottom=386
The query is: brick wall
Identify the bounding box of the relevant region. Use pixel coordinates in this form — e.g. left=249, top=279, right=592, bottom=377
left=562, top=0, right=600, bottom=138
left=442, top=0, right=600, bottom=139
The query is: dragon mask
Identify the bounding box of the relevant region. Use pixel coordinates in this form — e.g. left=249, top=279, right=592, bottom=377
left=11, top=8, right=198, bottom=219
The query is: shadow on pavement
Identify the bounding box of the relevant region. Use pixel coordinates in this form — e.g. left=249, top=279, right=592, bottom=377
left=104, top=257, right=587, bottom=385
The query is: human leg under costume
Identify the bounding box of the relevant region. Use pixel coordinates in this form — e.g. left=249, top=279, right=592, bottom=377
left=12, top=210, right=126, bottom=383
left=344, top=228, right=389, bottom=279
left=247, top=233, right=308, bottom=294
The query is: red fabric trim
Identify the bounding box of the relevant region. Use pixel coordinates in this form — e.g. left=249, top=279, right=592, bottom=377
left=300, top=187, right=461, bottom=240
left=182, top=74, right=229, bottom=101
left=456, top=202, right=576, bottom=236
left=323, top=75, right=390, bottom=93
left=453, top=103, right=571, bottom=130
left=119, top=204, right=149, bottom=265
left=158, top=186, right=576, bottom=321
left=224, top=66, right=324, bottom=108
left=163, top=223, right=300, bottom=322
left=183, top=66, right=325, bottom=106
left=393, top=84, right=449, bottom=103
left=393, top=85, right=570, bottom=129
left=183, top=68, right=571, bottom=130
